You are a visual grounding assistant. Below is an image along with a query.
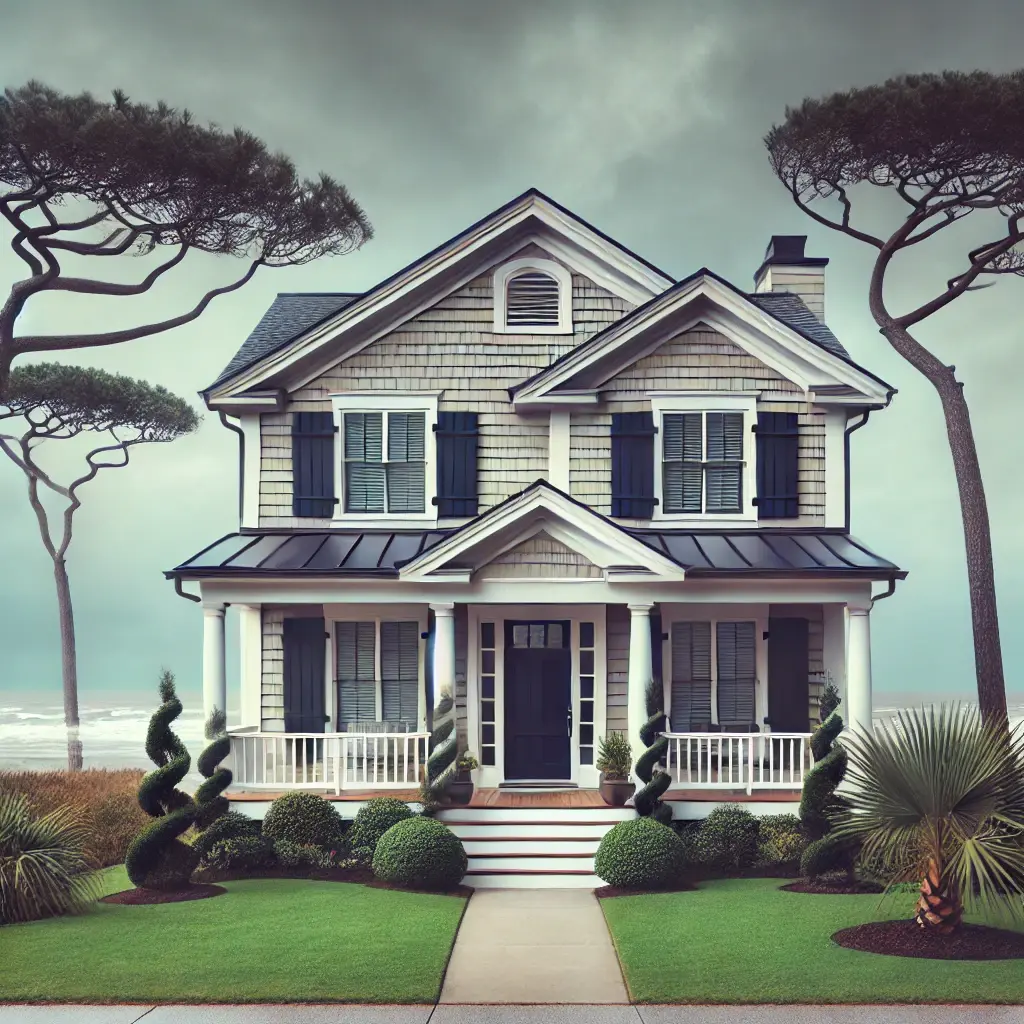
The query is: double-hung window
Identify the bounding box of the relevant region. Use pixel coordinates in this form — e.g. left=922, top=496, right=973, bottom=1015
left=335, top=619, right=422, bottom=729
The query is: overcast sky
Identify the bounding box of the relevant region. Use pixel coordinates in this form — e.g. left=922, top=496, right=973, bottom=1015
left=1, top=0, right=1022, bottom=710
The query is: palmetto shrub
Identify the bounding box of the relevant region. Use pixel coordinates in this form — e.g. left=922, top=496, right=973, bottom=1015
left=835, top=703, right=1024, bottom=935
left=595, top=817, right=688, bottom=889
left=0, top=793, right=101, bottom=925
left=372, top=816, right=467, bottom=890
left=261, top=792, right=346, bottom=849
left=349, top=797, right=415, bottom=855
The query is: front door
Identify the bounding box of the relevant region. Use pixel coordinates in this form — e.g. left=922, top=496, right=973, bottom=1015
left=504, top=620, right=571, bottom=781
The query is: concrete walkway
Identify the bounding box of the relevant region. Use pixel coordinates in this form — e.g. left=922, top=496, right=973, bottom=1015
left=438, top=888, right=629, bottom=1004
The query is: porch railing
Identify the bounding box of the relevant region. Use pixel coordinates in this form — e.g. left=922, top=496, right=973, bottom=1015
left=661, top=731, right=814, bottom=794
left=229, top=731, right=430, bottom=794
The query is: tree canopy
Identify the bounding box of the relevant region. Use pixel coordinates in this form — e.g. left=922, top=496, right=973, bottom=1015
left=0, top=81, right=372, bottom=390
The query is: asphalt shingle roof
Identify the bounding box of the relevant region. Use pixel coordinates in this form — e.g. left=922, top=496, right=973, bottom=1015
left=747, top=291, right=849, bottom=359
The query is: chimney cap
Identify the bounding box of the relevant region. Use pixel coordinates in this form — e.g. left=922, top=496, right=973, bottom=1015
left=754, top=234, right=829, bottom=284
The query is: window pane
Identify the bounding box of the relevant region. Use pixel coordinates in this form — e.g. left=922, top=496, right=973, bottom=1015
left=580, top=676, right=594, bottom=699
left=386, top=462, right=425, bottom=513
left=580, top=724, right=593, bottom=746
left=481, top=650, right=495, bottom=675
left=336, top=621, right=376, bottom=728
left=387, top=412, right=426, bottom=462
left=482, top=723, right=495, bottom=745
left=580, top=700, right=593, bottom=724
left=705, top=464, right=742, bottom=514
left=481, top=622, right=495, bottom=649
left=580, top=746, right=593, bottom=766
left=482, top=674, right=495, bottom=699
left=481, top=697, right=494, bottom=722
left=579, top=650, right=594, bottom=675
left=345, top=462, right=386, bottom=512
left=706, top=412, right=744, bottom=461
left=663, top=413, right=702, bottom=461
left=380, top=622, right=418, bottom=680
left=529, top=624, right=545, bottom=648
left=513, top=624, right=529, bottom=647
left=664, top=462, right=702, bottom=514
left=579, top=622, right=594, bottom=648
left=482, top=747, right=495, bottom=766
left=547, top=623, right=563, bottom=648
left=343, top=412, right=382, bottom=461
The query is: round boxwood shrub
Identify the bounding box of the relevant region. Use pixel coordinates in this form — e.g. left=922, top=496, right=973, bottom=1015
left=594, top=817, right=688, bottom=890
left=205, top=834, right=277, bottom=874
left=690, top=805, right=760, bottom=872
left=372, top=816, right=467, bottom=891
left=757, top=813, right=807, bottom=866
left=349, top=796, right=415, bottom=854
left=261, top=792, right=345, bottom=849
left=192, top=811, right=261, bottom=863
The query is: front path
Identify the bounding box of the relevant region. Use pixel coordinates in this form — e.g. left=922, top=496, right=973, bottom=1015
left=438, top=888, right=629, bottom=1004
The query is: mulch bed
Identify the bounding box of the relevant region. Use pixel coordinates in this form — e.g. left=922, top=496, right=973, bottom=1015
left=595, top=882, right=697, bottom=898
left=101, top=884, right=227, bottom=905
left=781, top=879, right=885, bottom=895
left=832, top=919, right=1024, bottom=960
left=193, top=866, right=470, bottom=897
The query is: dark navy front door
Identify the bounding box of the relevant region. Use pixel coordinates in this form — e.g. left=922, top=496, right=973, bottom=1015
left=504, top=621, right=571, bottom=781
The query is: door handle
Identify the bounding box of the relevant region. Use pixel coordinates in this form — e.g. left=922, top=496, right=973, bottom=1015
left=567, top=705, right=573, bottom=737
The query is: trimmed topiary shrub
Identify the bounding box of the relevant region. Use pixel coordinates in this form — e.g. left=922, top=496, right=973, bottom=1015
left=633, top=680, right=672, bottom=824
left=757, top=813, right=807, bottom=866
left=192, top=811, right=261, bottom=864
left=594, top=817, right=688, bottom=889
left=372, top=816, right=467, bottom=890
left=688, top=805, right=760, bottom=872
left=261, top=791, right=345, bottom=849
left=204, top=835, right=277, bottom=874
left=193, top=708, right=232, bottom=831
left=349, top=796, right=415, bottom=854
left=124, top=671, right=199, bottom=890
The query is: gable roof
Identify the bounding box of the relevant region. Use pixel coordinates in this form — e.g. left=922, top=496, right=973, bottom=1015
left=746, top=292, right=848, bottom=360
left=203, top=188, right=675, bottom=399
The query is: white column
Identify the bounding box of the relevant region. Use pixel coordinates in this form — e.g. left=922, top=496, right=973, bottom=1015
left=846, top=605, right=873, bottom=734
left=430, top=603, right=457, bottom=728
left=627, top=603, right=654, bottom=784
left=237, top=604, right=262, bottom=729
left=202, top=603, right=227, bottom=725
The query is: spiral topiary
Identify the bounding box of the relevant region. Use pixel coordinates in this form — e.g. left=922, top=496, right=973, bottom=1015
left=193, top=707, right=232, bottom=831
left=633, top=679, right=672, bottom=824
left=124, top=670, right=199, bottom=890
left=595, top=817, right=688, bottom=889
left=799, top=710, right=858, bottom=880
left=420, top=685, right=458, bottom=812
left=372, top=816, right=467, bottom=890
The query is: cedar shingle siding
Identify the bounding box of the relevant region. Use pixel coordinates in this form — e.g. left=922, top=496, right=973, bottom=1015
left=476, top=531, right=602, bottom=579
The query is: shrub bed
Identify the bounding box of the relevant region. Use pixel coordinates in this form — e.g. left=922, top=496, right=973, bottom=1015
left=349, top=797, right=415, bottom=857
left=595, top=818, right=688, bottom=890
left=203, top=835, right=278, bottom=874
left=372, top=816, right=467, bottom=891
left=191, top=811, right=262, bottom=864
left=261, top=792, right=346, bottom=849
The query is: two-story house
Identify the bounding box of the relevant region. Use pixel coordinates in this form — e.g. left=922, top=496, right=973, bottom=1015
left=167, top=189, right=904, bottom=884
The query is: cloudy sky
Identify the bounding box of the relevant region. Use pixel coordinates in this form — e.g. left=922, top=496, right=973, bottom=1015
left=1, top=0, right=1022, bottom=712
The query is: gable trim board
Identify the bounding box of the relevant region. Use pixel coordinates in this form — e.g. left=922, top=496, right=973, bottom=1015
left=204, top=189, right=673, bottom=405
left=510, top=270, right=894, bottom=408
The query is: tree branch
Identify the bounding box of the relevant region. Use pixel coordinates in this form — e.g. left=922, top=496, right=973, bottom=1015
left=41, top=243, right=190, bottom=297
left=786, top=179, right=886, bottom=248
left=0, top=433, right=72, bottom=496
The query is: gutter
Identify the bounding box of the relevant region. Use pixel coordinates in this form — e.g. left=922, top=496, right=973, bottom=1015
left=173, top=575, right=202, bottom=604
left=218, top=410, right=246, bottom=527
left=870, top=577, right=898, bottom=604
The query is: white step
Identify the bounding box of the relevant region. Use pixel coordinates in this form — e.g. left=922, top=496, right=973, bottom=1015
left=467, top=873, right=602, bottom=889
left=446, top=822, right=615, bottom=840
left=461, top=838, right=601, bottom=856
left=467, top=854, right=596, bottom=873
left=436, top=806, right=634, bottom=824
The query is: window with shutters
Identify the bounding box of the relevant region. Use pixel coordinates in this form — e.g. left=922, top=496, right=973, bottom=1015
left=493, top=257, right=573, bottom=335
left=333, top=617, right=423, bottom=730
left=651, top=395, right=757, bottom=521
left=331, top=394, right=438, bottom=523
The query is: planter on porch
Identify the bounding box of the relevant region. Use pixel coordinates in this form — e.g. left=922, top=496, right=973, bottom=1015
left=445, top=772, right=475, bottom=806
left=599, top=774, right=635, bottom=807
left=596, top=732, right=634, bottom=807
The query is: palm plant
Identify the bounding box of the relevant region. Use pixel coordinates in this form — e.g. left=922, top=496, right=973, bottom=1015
left=0, top=793, right=101, bottom=924
left=834, top=703, right=1024, bottom=935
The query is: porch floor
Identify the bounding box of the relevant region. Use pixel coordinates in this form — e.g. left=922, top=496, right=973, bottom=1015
left=225, top=786, right=802, bottom=806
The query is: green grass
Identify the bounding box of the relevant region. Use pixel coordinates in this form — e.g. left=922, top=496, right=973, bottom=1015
left=600, top=878, right=1024, bottom=1004
left=0, top=866, right=467, bottom=1004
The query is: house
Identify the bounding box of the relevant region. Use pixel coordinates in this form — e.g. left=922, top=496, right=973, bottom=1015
left=168, top=189, right=905, bottom=886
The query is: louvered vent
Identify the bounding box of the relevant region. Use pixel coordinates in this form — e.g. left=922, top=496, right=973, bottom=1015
left=505, top=271, right=560, bottom=327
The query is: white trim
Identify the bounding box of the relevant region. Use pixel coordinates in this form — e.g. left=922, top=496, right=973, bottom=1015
left=493, top=257, right=573, bottom=335
left=239, top=415, right=262, bottom=530
left=548, top=410, right=571, bottom=491
left=331, top=393, right=438, bottom=525
left=650, top=394, right=758, bottom=524
left=238, top=603, right=263, bottom=729
left=823, top=407, right=847, bottom=528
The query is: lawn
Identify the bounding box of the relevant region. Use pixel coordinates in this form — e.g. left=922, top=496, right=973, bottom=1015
left=0, top=867, right=467, bottom=1004
left=600, top=878, right=1024, bottom=1004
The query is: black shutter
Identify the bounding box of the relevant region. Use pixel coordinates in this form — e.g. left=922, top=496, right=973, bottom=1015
left=611, top=411, right=657, bottom=518
left=434, top=411, right=478, bottom=517
left=292, top=411, right=338, bottom=518
left=283, top=617, right=326, bottom=733
left=754, top=411, right=799, bottom=519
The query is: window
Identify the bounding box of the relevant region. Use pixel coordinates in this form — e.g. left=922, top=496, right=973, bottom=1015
left=578, top=622, right=596, bottom=766
left=335, top=619, right=421, bottom=729
left=493, top=257, right=573, bottom=335
left=479, top=621, right=496, bottom=766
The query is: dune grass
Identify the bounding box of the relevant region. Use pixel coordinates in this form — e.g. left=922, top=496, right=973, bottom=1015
left=600, top=877, right=1024, bottom=1004
left=0, top=866, right=467, bottom=1004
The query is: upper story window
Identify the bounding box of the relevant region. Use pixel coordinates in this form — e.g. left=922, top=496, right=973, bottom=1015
left=493, top=257, right=573, bottom=335
left=343, top=411, right=426, bottom=514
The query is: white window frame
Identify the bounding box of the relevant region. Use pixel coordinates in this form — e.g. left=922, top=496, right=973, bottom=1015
left=330, top=392, right=439, bottom=527
left=493, top=257, right=573, bottom=335
left=324, top=604, right=428, bottom=733
left=650, top=393, right=758, bottom=523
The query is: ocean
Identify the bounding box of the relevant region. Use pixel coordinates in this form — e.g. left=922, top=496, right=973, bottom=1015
left=1, top=690, right=1023, bottom=778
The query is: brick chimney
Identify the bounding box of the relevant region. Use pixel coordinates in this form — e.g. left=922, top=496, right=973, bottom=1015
left=753, top=235, right=829, bottom=322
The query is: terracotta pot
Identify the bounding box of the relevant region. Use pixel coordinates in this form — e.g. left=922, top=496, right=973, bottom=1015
left=446, top=776, right=474, bottom=806
left=599, top=774, right=634, bottom=807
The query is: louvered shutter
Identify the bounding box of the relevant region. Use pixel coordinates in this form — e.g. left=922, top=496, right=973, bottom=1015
left=381, top=621, right=420, bottom=727
left=434, top=411, right=478, bottom=516
left=343, top=413, right=386, bottom=513
left=670, top=621, right=712, bottom=730
left=716, top=621, right=757, bottom=731
left=611, top=411, right=657, bottom=518
left=283, top=617, right=326, bottom=733
left=705, top=412, right=744, bottom=513
left=291, top=412, right=337, bottom=518
left=506, top=271, right=560, bottom=327
left=335, top=621, right=377, bottom=727
left=754, top=411, right=799, bottom=519
left=662, top=413, right=702, bottom=514
left=386, top=412, right=426, bottom=513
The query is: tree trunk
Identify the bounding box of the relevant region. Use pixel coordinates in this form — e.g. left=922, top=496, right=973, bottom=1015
left=916, top=859, right=963, bottom=934
left=53, top=556, right=83, bottom=771
left=881, top=325, right=1007, bottom=731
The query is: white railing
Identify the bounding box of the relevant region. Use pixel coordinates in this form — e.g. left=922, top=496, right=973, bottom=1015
left=229, top=731, right=430, bottom=794
left=662, top=731, right=814, bottom=794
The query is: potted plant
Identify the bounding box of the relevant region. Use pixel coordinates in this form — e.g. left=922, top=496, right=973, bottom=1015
left=596, top=732, right=634, bottom=807
left=447, top=751, right=478, bottom=806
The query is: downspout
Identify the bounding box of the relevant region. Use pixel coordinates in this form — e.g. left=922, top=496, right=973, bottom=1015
left=173, top=575, right=202, bottom=603
left=218, top=410, right=246, bottom=527
left=870, top=578, right=898, bottom=604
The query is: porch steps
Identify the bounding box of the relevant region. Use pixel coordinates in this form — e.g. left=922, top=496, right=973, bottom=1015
left=436, top=804, right=634, bottom=889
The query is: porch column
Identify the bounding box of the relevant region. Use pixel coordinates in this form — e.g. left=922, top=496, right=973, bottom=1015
left=237, top=604, right=262, bottom=729
left=846, top=605, right=873, bottom=734
left=627, top=603, right=654, bottom=784
left=202, top=602, right=227, bottom=724
left=428, top=604, right=458, bottom=787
